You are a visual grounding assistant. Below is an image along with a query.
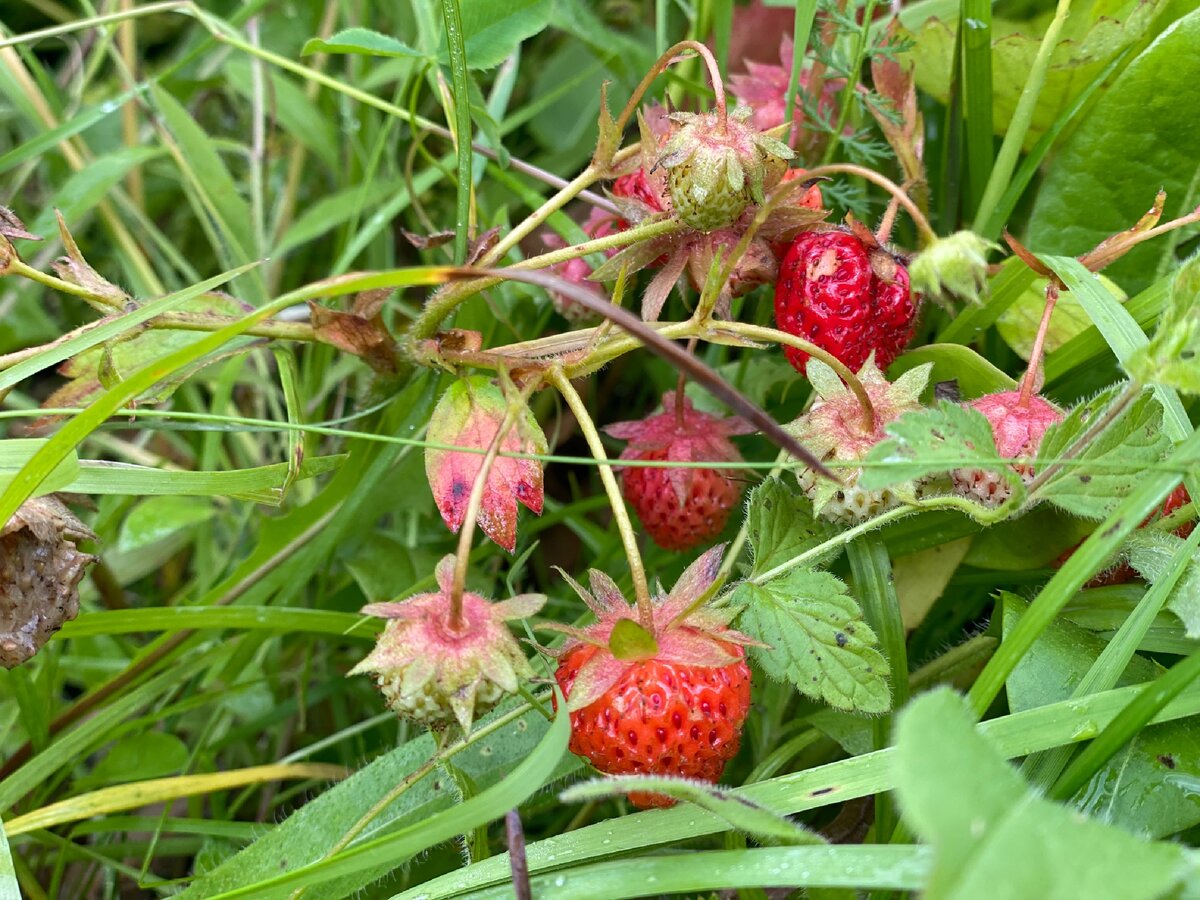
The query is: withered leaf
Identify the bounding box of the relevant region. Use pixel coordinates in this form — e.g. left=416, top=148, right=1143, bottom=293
left=308, top=302, right=398, bottom=374
left=1, top=496, right=96, bottom=669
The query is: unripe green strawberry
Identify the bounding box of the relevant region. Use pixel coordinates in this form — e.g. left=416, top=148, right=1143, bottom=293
left=657, top=106, right=792, bottom=232
left=350, top=555, right=544, bottom=734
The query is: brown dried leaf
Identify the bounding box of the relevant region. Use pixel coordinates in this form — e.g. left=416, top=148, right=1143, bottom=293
left=466, top=226, right=502, bottom=266
left=401, top=229, right=456, bottom=250
left=308, top=302, right=398, bottom=374
left=52, top=210, right=129, bottom=310
left=0, top=207, right=40, bottom=241
left=1, top=496, right=96, bottom=669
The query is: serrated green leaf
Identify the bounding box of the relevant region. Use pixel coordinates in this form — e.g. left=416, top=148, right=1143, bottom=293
left=441, top=0, right=553, bottom=70
left=1129, top=252, right=1200, bottom=392
left=560, top=776, right=826, bottom=847
left=894, top=689, right=1188, bottom=900
left=1036, top=388, right=1170, bottom=520
left=733, top=572, right=891, bottom=713
left=859, top=401, right=1020, bottom=497
left=745, top=477, right=838, bottom=576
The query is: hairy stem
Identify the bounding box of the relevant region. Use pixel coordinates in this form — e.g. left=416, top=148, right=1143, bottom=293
left=614, top=39, right=728, bottom=137
left=550, top=367, right=652, bottom=622
left=1019, top=281, right=1058, bottom=403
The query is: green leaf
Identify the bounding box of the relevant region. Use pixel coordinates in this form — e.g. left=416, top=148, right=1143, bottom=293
left=1027, top=9, right=1200, bottom=294
left=447, top=0, right=553, bottom=70
left=1036, top=388, right=1170, bottom=520
left=1004, top=595, right=1200, bottom=838
left=560, top=776, right=826, bottom=846
left=608, top=618, right=658, bottom=660
left=859, top=401, right=1020, bottom=498
left=890, top=343, right=1017, bottom=399
left=733, top=571, right=891, bottom=713
left=301, top=28, right=429, bottom=59
left=81, top=732, right=189, bottom=787
left=1125, top=529, right=1200, bottom=636
left=178, top=703, right=571, bottom=899
left=1128, top=252, right=1200, bottom=392
left=894, top=689, right=1188, bottom=899
left=0, top=820, right=17, bottom=900
left=745, top=477, right=838, bottom=576
left=117, top=496, right=217, bottom=553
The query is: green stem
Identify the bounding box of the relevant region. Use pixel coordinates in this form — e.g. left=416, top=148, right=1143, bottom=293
left=820, top=0, right=880, bottom=165
left=550, top=367, right=652, bottom=623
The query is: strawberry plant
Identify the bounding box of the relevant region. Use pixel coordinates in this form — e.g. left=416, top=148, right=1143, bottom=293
left=1, top=2, right=1199, bottom=899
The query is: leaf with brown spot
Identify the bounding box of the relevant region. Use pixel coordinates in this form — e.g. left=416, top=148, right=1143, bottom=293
left=425, top=376, right=547, bottom=553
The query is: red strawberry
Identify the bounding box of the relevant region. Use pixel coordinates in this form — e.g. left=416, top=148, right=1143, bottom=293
left=612, top=169, right=665, bottom=219
left=549, top=546, right=755, bottom=808
left=605, top=392, right=754, bottom=551
left=951, top=390, right=1063, bottom=505
left=774, top=229, right=918, bottom=373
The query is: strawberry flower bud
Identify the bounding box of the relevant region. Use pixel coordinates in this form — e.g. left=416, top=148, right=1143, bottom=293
left=909, top=230, right=998, bottom=309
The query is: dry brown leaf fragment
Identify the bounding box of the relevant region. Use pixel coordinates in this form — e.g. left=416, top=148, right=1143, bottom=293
left=1, top=496, right=97, bottom=669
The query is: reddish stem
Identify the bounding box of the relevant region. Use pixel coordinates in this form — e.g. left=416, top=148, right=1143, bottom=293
left=1019, top=282, right=1058, bottom=404
left=614, top=39, right=728, bottom=137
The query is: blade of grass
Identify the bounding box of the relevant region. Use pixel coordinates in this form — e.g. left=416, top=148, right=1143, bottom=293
left=56, top=606, right=375, bottom=640
left=5, top=764, right=347, bottom=837
left=0, top=820, right=16, bottom=900
left=1023, top=524, right=1200, bottom=790
left=0, top=267, right=451, bottom=525
left=784, top=0, right=821, bottom=141
left=959, top=0, right=993, bottom=217
left=976, top=45, right=1128, bottom=239
left=1051, top=644, right=1200, bottom=801
left=439, top=0, right=472, bottom=264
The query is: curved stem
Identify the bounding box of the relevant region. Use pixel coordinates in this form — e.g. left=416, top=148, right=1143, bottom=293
left=714, top=321, right=876, bottom=433
left=614, top=39, right=728, bottom=136
left=803, top=163, right=937, bottom=246
left=448, top=404, right=519, bottom=628
left=550, top=367, right=652, bottom=623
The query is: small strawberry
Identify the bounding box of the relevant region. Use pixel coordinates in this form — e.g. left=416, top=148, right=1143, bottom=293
left=951, top=390, right=1063, bottom=505
left=549, top=545, right=756, bottom=808
left=657, top=106, right=792, bottom=232
left=790, top=357, right=932, bottom=523
left=774, top=229, right=918, bottom=373
left=350, top=555, right=545, bottom=733
left=605, top=393, right=754, bottom=551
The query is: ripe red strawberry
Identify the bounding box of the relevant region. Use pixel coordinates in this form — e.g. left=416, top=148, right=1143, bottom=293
left=549, top=546, right=755, bottom=808
left=774, top=229, right=918, bottom=373
left=605, top=392, right=754, bottom=551
left=951, top=390, right=1063, bottom=505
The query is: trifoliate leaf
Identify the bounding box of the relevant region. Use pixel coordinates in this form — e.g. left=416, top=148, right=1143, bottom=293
left=1128, top=252, right=1200, bottom=393
left=1035, top=387, right=1169, bottom=520
left=745, top=477, right=839, bottom=577
left=732, top=571, right=891, bottom=713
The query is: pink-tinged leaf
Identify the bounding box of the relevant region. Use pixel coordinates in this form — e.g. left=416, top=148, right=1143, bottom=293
left=657, top=629, right=740, bottom=668
left=587, top=570, right=629, bottom=614
left=434, top=554, right=456, bottom=594
left=425, top=377, right=548, bottom=552
left=566, top=650, right=631, bottom=712
left=659, top=544, right=726, bottom=622
left=493, top=593, right=547, bottom=620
